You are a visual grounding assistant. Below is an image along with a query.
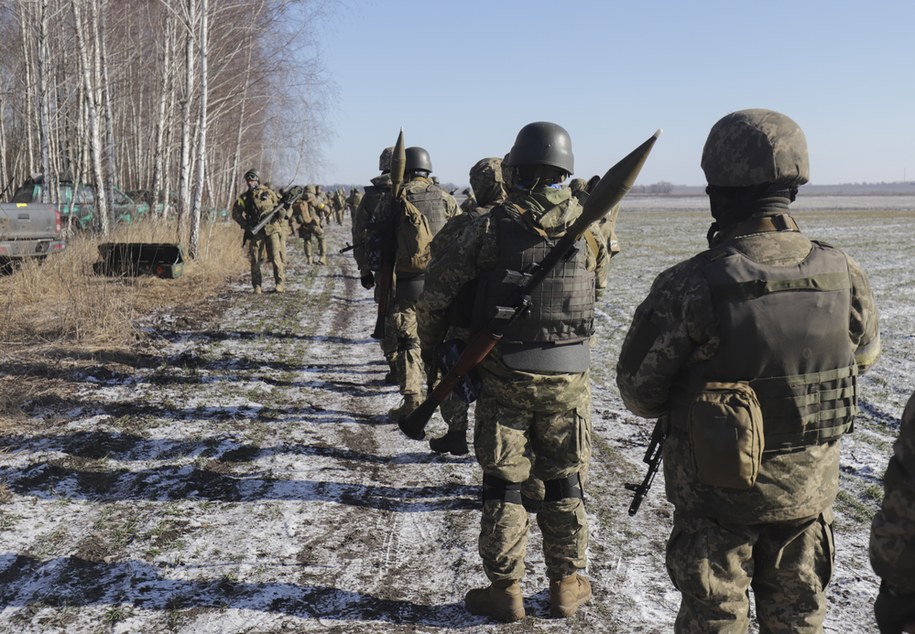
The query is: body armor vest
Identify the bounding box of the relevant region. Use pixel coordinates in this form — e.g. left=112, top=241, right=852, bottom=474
left=474, top=205, right=595, bottom=372
left=672, top=240, right=858, bottom=452
left=405, top=181, right=449, bottom=235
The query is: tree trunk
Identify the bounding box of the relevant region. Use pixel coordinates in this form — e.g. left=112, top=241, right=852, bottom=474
left=189, top=0, right=208, bottom=259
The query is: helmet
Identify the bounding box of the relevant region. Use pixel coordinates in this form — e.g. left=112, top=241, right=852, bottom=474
left=305, top=184, right=316, bottom=194
left=405, top=146, right=433, bottom=173
left=506, top=121, right=574, bottom=174
left=244, top=169, right=260, bottom=182
left=379, top=146, right=394, bottom=172
left=701, top=109, right=809, bottom=188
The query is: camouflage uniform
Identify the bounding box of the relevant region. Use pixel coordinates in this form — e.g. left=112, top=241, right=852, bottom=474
left=459, top=187, right=477, bottom=214
left=417, top=184, right=609, bottom=589
left=427, top=158, right=508, bottom=456
left=616, top=109, right=881, bottom=633
left=347, top=187, right=363, bottom=219
left=571, top=177, right=621, bottom=256
left=292, top=186, right=326, bottom=264
left=231, top=177, right=286, bottom=292
left=870, top=390, right=915, bottom=633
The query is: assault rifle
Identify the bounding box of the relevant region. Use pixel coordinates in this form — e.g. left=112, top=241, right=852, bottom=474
left=398, top=129, right=662, bottom=440
left=339, top=239, right=366, bottom=254
left=625, top=418, right=666, bottom=516
left=371, top=130, right=406, bottom=340
left=244, top=186, right=304, bottom=246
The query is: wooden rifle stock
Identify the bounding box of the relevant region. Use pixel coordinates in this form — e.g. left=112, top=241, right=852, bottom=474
left=373, top=130, right=406, bottom=340
left=398, top=329, right=501, bottom=440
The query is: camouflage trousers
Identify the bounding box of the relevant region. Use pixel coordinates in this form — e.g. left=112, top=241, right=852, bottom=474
left=299, top=224, right=325, bottom=263
left=391, top=298, right=424, bottom=397
left=249, top=231, right=286, bottom=288
left=474, top=389, right=591, bottom=582
left=666, top=509, right=835, bottom=633
left=440, top=392, right=469, bottom=434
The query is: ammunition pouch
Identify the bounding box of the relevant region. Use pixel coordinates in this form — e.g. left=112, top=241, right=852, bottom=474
left=683, top=381, right=765, bottom=490
left=482, top=474, right=523, bottom=505
left=543, top=472, right=584, bottom=502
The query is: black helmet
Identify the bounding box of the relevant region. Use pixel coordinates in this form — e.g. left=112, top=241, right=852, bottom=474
left=378, top=146, right=394, bottom=172
left=405, top=147, right=433, bottom=173
left=244, top=168, right=260, bottom=182
left=506, top=121, right=574, bottom=175
left=701, top=109, right=809, bottom=188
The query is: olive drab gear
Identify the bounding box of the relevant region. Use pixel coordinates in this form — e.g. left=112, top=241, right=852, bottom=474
left=506, top=121, right=575, bottom=175
left=701, top=109, right=810, bottom=188
left=472, top=205, right=595, bottom=373
left=379, top=146, right=395, bottom=172
left=404, top=180, right=451, bottom=235
left=405, top=146, right=433, bottom=173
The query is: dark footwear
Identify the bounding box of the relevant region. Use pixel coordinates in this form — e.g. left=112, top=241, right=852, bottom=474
left=387, top=396, right=421, bottom=422
left=465, top=579, right=524, bottom=622
left=429, top=431, right=469, bottom=456
left=549, top=573, right=591, bottom=618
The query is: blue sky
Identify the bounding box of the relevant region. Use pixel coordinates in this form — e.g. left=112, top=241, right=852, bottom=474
left=308, top=0, right=915, bottom=187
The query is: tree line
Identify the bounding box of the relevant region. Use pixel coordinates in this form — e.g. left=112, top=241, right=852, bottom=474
left=0, top=0, right=332, bottom=257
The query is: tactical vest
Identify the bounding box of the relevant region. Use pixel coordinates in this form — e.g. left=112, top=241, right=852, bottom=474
left=671, top=240, right=858, bottom=452
left=474, top=205, right=595, bottom=373
left=405, top=181, right=450, bottom=235
left=362, top=183, right=390, bottom=272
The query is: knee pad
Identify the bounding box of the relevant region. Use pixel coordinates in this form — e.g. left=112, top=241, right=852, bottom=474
left=482, top=474, right=523, bottom=506
left=543, top=472, right=584, bottom=502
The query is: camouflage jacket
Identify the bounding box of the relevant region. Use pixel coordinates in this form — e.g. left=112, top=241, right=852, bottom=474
left=870, top=391, right=915, bottom=597
left=231, top=185, right=283, bottom=235
left=616, top=210, right=881, bottom=522
left=417, top=185, right=609, bottom=413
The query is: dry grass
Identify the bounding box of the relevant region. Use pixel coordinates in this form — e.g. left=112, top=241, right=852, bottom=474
left=0, top=219, right=247, bottom=419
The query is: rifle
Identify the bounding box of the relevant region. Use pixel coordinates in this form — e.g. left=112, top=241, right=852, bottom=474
left=371, top=129, right=406, bottom=340
left=398, top=129, right=662, bottom=440
left=339, top=240, right=364, bottom=254
left=243, top=186, right=304, bottom=247
left=625, top=418, right=666, bottom=516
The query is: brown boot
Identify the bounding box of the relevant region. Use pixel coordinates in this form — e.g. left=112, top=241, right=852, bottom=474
left=253, top=285, right=263, bottom=295
left=387, top=395, right=421, bottom=421
left=429, top=430, right=469, bottom=456
left=465, top=579, right=524, bottom=622
left=275, top=283, right=286, bottom=293
left=549, top=573, right=591, bottom=618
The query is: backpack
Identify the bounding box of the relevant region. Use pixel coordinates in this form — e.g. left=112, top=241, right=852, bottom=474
left=394, top=194, right=433, bottom=274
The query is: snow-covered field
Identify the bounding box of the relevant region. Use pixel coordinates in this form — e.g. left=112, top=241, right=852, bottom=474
left=1, top=199, right=912, bottom=633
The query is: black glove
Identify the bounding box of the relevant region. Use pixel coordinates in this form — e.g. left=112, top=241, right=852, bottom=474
left=360, top=271, right=375, bottom=289
left=875, top=583, right=915, bottom=633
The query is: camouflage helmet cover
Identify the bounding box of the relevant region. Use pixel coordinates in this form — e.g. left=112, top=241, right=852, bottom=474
left=469, top=157, right=507, bottom=207
left=701, top=108, right=809, bottom=187
left=379, top=146, right=394, bottom=172
left=244, top=168, right=260, bottom=181
left=506, top=121, right=574, bottom=174
left=569, top=178, right=587, bottom=193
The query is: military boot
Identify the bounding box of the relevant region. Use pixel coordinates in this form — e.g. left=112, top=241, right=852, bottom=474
left=464, top=579, right=524, bottom=622
left=387, top=395, right=421, bottom=422
left=549, top=573, right=591, bottom=618
left=275, top=283, right=286, bottom=293
left=429, top=430, right=469, bottom=456
left=253, top=285, right=263, bottom=295
left=317, top=253, right=327, bottom=265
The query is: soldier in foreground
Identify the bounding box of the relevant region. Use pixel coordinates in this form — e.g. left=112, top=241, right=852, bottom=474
left=422, top=157, right=508, bottom=456
left=231, top=168, right=286, bottom=293
left=616, top=109, right=881, bottom=632
left=417, top=122, right=608, bottom=621
left=870, top=390, right=915, bottom=633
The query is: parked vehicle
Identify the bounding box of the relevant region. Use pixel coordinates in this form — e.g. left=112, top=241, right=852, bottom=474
left=0, top=200, right=66, bottom=271
left=12, top=175, right=149, bottom=230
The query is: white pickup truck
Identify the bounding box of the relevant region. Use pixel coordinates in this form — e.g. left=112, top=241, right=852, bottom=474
left=0, top=201, right=66, bottom=271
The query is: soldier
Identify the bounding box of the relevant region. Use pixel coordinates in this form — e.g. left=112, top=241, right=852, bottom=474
left=231, top=168, right=287, bottom=293
left=571, top=177, right=621, bottom=257
left=353, top=147, right=398, bottom=384
left=333, top=187, right=346, bottom=225
left=346, top=186, right=363, bottom=219
left=616, top=109, right=881, bottom=632
left=292, top=185, right=326, bottom=265
left=417, top=122, right=608, bottom=621
left=425, top=157, right=508, bottom=456
left=376, top=145, right=459, bottom=420
left=870, top=390, right=915, bottom=634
